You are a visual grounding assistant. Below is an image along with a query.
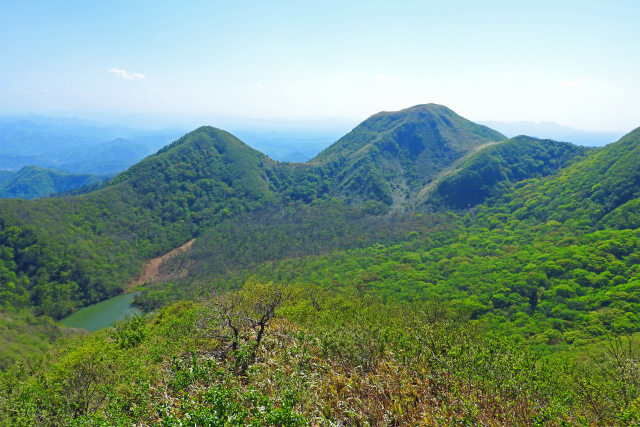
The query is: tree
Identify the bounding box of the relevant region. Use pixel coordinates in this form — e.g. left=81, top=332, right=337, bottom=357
left=200, top=279, right=293, bottom=374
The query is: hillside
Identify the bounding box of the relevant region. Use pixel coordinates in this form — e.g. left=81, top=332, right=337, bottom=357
left=0, top=126, right=279, bottom=318
left=499, top=127, right=640, bottom=228
left=0, top=106, right=509, bottom=322
left=425, top=136, right=589, bottom=209
left=2, top=105, right=640, bottom=424
left=0, top=107, right=633, bottom=322
left=132, top=124, right=640, bottom=354
left=313, top=104, right=507, bottom=208
left=2, top=283, right=639, bottom=425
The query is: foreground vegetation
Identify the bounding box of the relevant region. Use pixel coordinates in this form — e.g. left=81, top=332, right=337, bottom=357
left=2, top=281, right=640, bottom=426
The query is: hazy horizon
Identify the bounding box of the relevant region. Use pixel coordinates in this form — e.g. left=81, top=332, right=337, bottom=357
left=2, top=1, right=639, bottom=133
left=1, top=106, right=636, bottom=134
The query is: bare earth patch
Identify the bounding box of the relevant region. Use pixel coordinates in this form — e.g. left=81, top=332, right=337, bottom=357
left=127, top=239, right=195, bottom=290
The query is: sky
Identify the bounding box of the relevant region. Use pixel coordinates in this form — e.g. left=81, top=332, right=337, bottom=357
left=1, top=0, right=639, bottom=132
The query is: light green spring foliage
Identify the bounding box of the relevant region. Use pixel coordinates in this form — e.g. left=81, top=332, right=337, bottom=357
left=2, top=110, right=640, bottom=424
left=0, top=106, right=507, bottom=322
left=2, top=282, right=640, bottom=425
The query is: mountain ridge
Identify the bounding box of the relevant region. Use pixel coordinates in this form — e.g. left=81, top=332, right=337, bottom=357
left=312, top=104, right=507, bottom=208
left=3, top=106, right=640, bottom=424
left=501, top=126, right=640, bottom=227
left=0, top=105, right=638, bottom=322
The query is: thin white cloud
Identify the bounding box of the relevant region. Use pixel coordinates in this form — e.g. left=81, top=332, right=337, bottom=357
left=562, top=77, right=591, bottom=90
left=376, top=74, right=390, bottom=81
left=256, top=82, right=265, bottom=90
left=108, top=68, right=147, bottom=80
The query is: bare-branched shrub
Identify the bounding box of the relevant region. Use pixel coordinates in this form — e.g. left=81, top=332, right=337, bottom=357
left=198, top=279, right=293, bottom=373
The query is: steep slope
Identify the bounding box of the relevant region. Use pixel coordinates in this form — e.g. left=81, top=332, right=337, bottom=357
left=0, top=107, right=622, bottom=321
left=0, top=166, right=106, bottom=199
left=3, top=285, right=636, bottom=426
left=424, top=136, right=589, bottom=209
left=109, top=126, right=278, bottom=220
left=0, top=126, right=278, bottom=317
left=313, top=104, right=507, bottom=208
left=0, top=310, right=73, bottom=370
left=500, top=127, right=640, bottom=228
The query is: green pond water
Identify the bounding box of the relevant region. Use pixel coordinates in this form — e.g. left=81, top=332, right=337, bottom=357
left=60, top=292, right=141, bottom=332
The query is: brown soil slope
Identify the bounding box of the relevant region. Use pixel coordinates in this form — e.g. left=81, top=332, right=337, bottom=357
left=127, top=239, right=195, bottom=290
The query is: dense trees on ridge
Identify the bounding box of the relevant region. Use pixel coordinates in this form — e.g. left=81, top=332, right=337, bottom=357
left=2, top=105, right=640, bottom=424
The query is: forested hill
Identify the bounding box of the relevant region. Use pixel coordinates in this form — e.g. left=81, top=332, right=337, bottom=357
left=426, top=136, right=589, bottom=209
left=0, top=105, right=507, bottom=320
left=501, top=126, right=640, bottom=228
left=0, top=107, right=632, bottom=323
left=5, top=107, right=640, bottom=424
left=0, top=126, right=281, bottom=318
left=313, top=104, right=507, bottom=206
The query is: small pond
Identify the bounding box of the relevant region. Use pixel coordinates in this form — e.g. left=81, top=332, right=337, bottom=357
left=60, top=292, right=141, bottom=332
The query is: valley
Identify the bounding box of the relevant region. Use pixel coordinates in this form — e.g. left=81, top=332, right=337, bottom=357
left=1, top=104, right=640, bottom=425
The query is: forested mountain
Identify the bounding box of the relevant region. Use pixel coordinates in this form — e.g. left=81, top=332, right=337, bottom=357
left=314, top=104, right=507, bottom=207
left=0, top=166, right=107, bottom=199
left=3, top=105, right=640, bottom=424
left=426, top=136, right=589, bottom=209
left=0, top=106, right=506, bottom=319
left=0, top=126, right=282, bottom=318
left=1, top=106, right=636, bottom=320
left=502, top=127, right=640, bottom=228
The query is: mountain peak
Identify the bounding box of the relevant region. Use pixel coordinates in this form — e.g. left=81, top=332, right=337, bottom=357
left=172, top=125, right=267, bottom=156
left=316, top=104, right=504, bottom=160
left=392, top=103, right=453, bottom=114
left=375, top=103, right=452, bottom=115
left=312, top=104, right=507, bottom=208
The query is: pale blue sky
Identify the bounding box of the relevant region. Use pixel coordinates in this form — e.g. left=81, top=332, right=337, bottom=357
left=1, top=0, right=638, bottom=131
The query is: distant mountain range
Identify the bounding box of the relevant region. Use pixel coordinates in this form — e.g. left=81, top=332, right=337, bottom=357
left=0, top=116, right=345, bottom=198
left=481, top=120, right=625, bottom=146
left=0, top=115, right=183, bottom=174
left=0, top=166, right=108, bottom=199
left=5, top=114, right=622, bottom=201
left=231, top=130, right=339, bottom=162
